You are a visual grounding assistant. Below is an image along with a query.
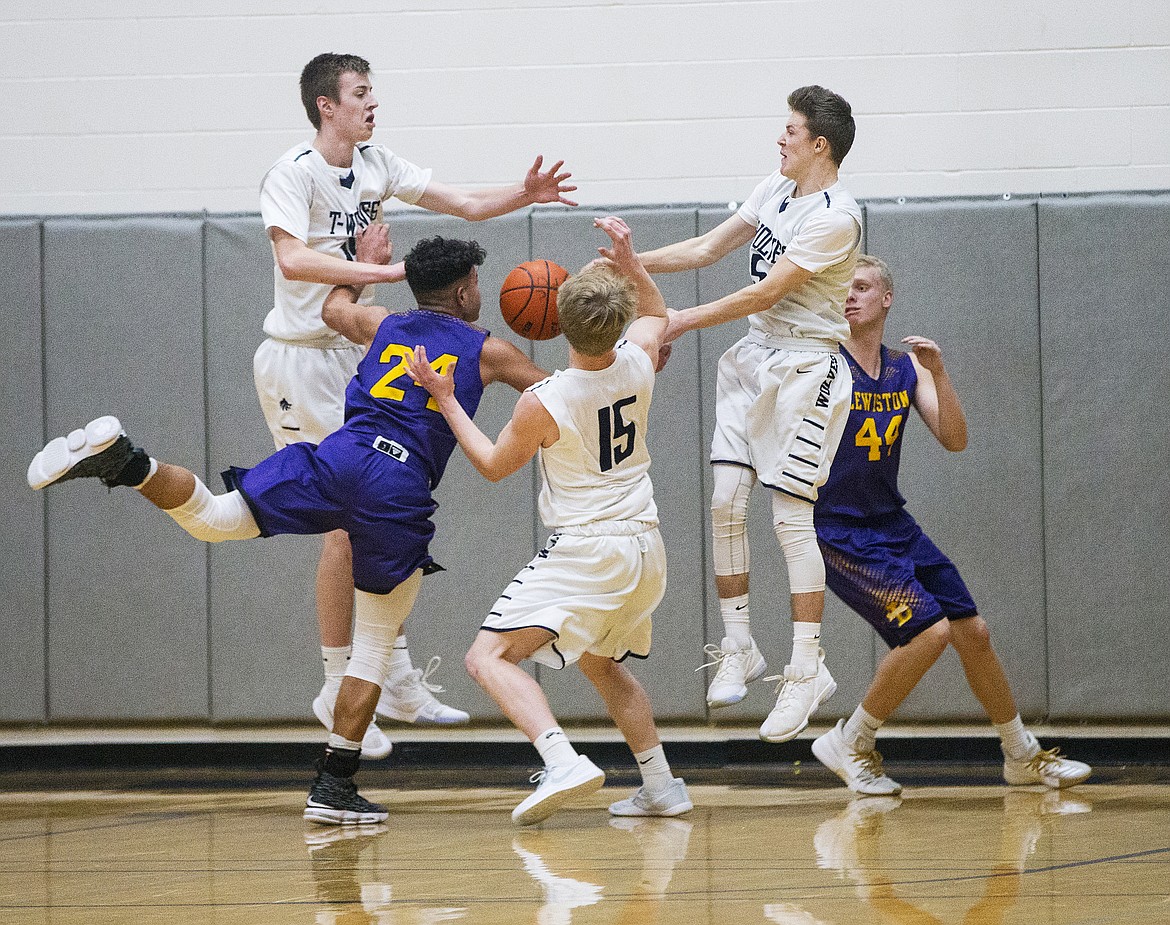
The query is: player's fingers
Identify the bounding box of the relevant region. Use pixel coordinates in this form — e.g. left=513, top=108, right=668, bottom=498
left=546, top=159, right=565, bottom=176
left=558, top=195, right=580, bottom=207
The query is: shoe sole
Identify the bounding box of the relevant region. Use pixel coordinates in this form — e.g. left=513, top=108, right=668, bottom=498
left=28, top=416, right=123, bottom=489
left=312, top=694, right=393, bottom=760
left=1003, top=766, right=1092, bottom=788
left=759, top=678, right=838, bottom=743
left=512, top=769, right=606, bottom=826
left=377, top=703, right=471, bottom=725
left=811, top=735, right=903, bottom=796
left=304, top=801, right=389, bottom=825
left=608, top=798, right=694, bottom=818
left=706, top=657, right=768, bottom=709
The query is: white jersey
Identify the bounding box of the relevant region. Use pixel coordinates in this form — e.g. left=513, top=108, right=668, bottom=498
left=528, top=341, right=658, bottom=530
left=259, top=142, right=432, bottom=345
left=737, top=170, right=862, bottom=343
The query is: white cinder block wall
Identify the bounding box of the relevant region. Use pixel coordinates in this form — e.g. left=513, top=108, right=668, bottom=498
left=3, top=0, right=1168, bottom=215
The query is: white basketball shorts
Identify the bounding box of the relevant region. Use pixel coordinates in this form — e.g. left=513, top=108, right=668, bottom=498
left=710, top=334, right=852, bottom=502
left=253, top=337, right=364, bottom=448
left=483, top=524, right=666, bottom=669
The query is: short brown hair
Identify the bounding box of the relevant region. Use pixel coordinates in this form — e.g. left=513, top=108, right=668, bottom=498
left=855, top=254, right=893, bottom=294
left=300, top=53, right=371, bottom=129
left=788, top=85, right=855, bottom=166
left=556, top=267, right=636, bottom=356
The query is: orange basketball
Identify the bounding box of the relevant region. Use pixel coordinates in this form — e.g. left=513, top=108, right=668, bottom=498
left=499, top=259, right=568, bottom=340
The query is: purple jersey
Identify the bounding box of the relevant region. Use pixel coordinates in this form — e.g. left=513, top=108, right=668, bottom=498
left=815, top=346, right=917, bottom=524
left=344, top=309, right=488, bottom=489
left=225, top=308, right=488, bottom=594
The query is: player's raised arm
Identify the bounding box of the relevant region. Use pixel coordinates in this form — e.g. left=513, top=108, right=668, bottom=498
left=408, top=345, right=556, bottom=482
left=637, top=212, right=755, bottom=274
left=594, top=216, right=668, bottom=366
left=905, top=336, right=968, bottom=452
left=320, top=285, right=389, bottom=348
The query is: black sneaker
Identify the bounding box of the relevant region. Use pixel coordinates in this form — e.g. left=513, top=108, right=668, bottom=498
left=28, top=416, right=150, bottom=489
left=304, top=769, right=389, bottom=825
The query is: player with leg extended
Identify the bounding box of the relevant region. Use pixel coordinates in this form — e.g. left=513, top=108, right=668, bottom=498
left=29, top=237, right=547, bottom=823
left=809, top=255, right=1091, bottom=795
left=258, top=53, right=578, bottom=748
left=407, top=217, right=692, bottom=826
left=636, top=86, right=861, bottom=741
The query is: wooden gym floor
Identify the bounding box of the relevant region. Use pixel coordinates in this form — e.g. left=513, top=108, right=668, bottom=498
left=1, top=769, right=1167, bottom=924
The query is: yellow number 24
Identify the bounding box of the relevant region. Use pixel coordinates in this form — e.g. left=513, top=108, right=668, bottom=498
left=369, top=343, right=458, bottom=412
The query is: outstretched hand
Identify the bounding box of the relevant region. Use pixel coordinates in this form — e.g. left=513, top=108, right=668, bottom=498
left=901, top=335, right=945, bottom=374
left=593, top=215, right=642, bottom=276
left=355, top=223, right=392, bottom=265
left=406, top=345, right=454, bottom=401
left=524, top=155, right=579, bottom=207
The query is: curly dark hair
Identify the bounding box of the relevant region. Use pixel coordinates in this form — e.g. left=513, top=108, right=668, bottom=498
left=787, top=85, right=855, bottom=166
left=300, top=53, right=371, bottom=129
left=404, top=237, right=487, bottom=299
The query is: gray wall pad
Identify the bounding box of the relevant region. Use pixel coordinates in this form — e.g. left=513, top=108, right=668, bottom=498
left=42, top=217, right=209, bottom=720
left=6, top=194, right=1169, bottom=725
left=864, top=198, right=1048, bottom=720
left=0, top=221, right=47, bottom=720
left=1039, top=193, right=1170, bottom=720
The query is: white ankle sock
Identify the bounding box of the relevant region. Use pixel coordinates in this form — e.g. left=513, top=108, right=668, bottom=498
left=327, top=733, right=364, bottom=752
left=634, top=744, right=674, bottom=793
left=843, top=706, right=884, bottom=753
left=790, top=622, right=822, bottom=675
left=321, top=646, right=351, bottom=693
left=995, top=715, right=1035, bottom=761
left=534, top=727, right=579, bottom=770
left=719, top=594, right=752, bottom=646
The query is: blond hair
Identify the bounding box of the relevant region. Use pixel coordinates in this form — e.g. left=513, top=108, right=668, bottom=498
left=555, top=266, right=636, bottom=356
left=855, top=254, right=894, bottom=294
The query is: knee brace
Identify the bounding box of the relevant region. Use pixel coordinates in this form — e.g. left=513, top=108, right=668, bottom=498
left=772, top=493, right=825, bottom=594
left=165, top=482, right=260, bottom=542
left=711, top=465, right=755, bottom=576
left=348, top=571, right=422, bottom=685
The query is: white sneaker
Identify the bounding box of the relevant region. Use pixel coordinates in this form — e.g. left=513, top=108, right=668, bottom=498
left=608, top=777, right=693, bottom=817
left=512, top=755, right=606, bottom=826
left=812, top=720, right=902, bottom=796
left=759, top=649, right=836, bottom=742
left=313, top=686, right=393, bottom=761
left=377, top=657, right=470, bottom=725
left=27, top=415, right=128, bottom=489
left=813, top=797, right=901, bottom=900
left=764, top=902, right=832, bottom=925
left=1003, top=733, right=1092, bottom=788
left=700, top=637, right=767, bottom=708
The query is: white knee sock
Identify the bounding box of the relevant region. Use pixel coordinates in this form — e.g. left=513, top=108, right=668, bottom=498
left=164, top=482, right=260, bottom=542
left=385, top=635, right=413, bottom=685
left=321, top=645, right=351, bottom=697
left=347, top=574, right=421, bottom=686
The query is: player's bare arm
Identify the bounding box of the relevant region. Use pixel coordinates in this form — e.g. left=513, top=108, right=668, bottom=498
left=408, top=346, right=556, bottom=482
left=270, top=227, right=406, bottom=286
left=664, top=256, right=816, bottom=343
left=415, top=156, right=578, bottom=221
left=479, top=336, right=549, bottom=392
left=594, top=216, right=669, bottom=363
left=905, top=336, right=968, bottom=451
left=638, top=213, right=755, bottom=274
left=321, top=285, right=389, bottom=348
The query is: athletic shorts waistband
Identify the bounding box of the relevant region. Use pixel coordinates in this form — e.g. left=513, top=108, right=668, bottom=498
left=552, top=520, right=658, bottom=537
left=263, top=334, right=362, bottom=351
left=747, top=332, right=840, bottom=353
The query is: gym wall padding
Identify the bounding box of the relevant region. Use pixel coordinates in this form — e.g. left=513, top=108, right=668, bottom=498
left=5, top=191, right=1168, bottom=725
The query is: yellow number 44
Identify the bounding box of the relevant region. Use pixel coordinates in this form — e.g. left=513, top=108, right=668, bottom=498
left=855, top=414, right=903, bottom=461
left=370, top=343, right=458, bottom=411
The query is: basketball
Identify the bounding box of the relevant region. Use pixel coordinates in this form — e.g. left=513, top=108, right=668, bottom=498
left=499, top=259, right=568, bottom=340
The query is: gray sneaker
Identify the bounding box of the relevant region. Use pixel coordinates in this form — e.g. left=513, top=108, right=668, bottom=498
left=608, top=777, right=693, bottom=817
left=304, top=768, right=388, bottom=825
